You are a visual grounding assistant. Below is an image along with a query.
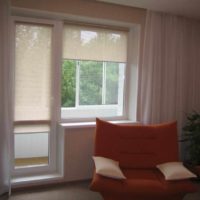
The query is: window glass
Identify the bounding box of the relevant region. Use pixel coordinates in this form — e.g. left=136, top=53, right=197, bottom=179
left=61, top=24, right=127, bottom=119
left=105, top=62, right=119, bottom=105
left=79, top=60, right=103, bottom=105
left=15, top=24, right=52, bottom=121
left=14, top=23, right=52, bottom=168
left=15, top=132, right=49, bottom=168
left=61, top=62, right=125, bottom=119
left=62, top=60, right=76, bottom=107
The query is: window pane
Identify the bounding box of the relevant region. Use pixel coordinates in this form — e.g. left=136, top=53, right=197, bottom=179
left=14, top=23, right=52, bottom=168
left=79, top=60, right=103, bottom=105
left=15, top=24, right=52, bottom=121
left=15, top=132, right=49, bottom=167
left=61, top=24, right=128, bottom=119
left=105, top=62, right=119, bottom=104
left=61, top=60, right=125, bottom=119
left=62, top=60, right=76, bottom=107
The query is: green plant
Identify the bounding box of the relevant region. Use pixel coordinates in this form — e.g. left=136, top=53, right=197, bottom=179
left=183, top=111, right=200, bottom=165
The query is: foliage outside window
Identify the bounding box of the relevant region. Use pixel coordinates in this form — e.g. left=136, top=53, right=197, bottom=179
left=61, top=60, right=122, bottom=107
left=183, top=111, right=200, bottom=165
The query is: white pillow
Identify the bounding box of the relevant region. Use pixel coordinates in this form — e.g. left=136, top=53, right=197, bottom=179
left=93, top=156, right=126, bottom=180
left=157, top=162, right=197, bottom=180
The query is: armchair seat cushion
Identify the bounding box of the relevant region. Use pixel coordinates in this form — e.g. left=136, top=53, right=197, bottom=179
left=91, top=169, right=197, bottom=197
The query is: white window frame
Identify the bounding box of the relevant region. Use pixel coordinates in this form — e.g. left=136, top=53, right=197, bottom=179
left=10, top=16, right=62, bottom=177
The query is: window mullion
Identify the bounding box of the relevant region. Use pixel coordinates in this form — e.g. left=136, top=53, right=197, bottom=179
left=102, top=62, right=106, bottom=105
left=118, top=63, right=125, bottom=107
left=75, top=60, right=80, bottom=107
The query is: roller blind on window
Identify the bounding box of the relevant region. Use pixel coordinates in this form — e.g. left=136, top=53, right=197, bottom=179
left=14, top=23, right=52, bottom=122
left=63, top=24, right=128, bottom=62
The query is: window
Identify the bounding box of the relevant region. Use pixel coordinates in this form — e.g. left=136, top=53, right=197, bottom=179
left=11, top=15, right=139, bottom=178
left=61, top=25, right=128, bottom=120
left=12, top=18, right=57, bottom=175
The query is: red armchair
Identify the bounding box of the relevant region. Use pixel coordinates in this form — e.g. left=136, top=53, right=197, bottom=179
left=90, top=119, right=197, bottom=200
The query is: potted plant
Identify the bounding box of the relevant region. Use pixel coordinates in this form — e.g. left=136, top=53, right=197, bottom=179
left=182, top=111, right=200, bottom=176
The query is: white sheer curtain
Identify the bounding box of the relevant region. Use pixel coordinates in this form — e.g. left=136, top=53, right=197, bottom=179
left=0, top=0, right=11, bottom=196
left=137, top=11, right=200, bottom=132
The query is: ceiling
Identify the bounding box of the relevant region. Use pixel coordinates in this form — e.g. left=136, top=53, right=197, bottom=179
left=97, top=0, right=200, bottom=19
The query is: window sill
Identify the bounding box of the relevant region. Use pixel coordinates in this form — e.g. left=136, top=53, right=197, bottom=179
left=11, top=173, right=64, bottom=188
left=60, top=120, right=139, bottom=129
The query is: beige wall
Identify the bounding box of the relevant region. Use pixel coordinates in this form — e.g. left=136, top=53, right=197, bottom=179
left=11, top=0, right=146, bottom=25
left=64, top=127, right=95, bottom=181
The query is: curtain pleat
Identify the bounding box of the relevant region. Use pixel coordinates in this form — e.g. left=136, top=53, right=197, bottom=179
left=137, top=11, right=200, bottom=132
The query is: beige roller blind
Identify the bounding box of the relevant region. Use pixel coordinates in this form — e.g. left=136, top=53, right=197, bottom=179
left=63, top=24, right=128, bottom=62
left=14, top=124, right=50, bottom=134
left=14, top=23, right=52, bottom=121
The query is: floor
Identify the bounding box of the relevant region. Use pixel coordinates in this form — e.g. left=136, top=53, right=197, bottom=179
left=0, top=180, right=200, bottom=200
left=1, top=181, right=102, bottom=200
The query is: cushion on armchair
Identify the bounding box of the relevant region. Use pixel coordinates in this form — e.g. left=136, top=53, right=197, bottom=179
left=93, top=156, right=126, bottom=179
left=156, top=162, right=197, bottom=180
